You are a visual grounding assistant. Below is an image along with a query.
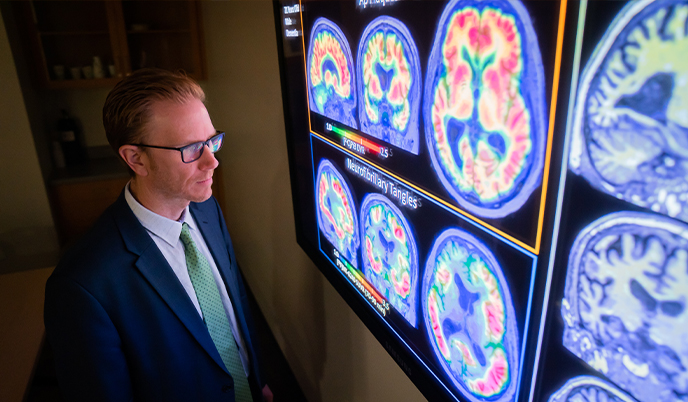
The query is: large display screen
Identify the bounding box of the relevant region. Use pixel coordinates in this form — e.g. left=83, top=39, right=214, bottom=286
left=274, top=0, right=688, bottom=400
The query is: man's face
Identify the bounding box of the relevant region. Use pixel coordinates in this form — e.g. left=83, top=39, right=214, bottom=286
left=140, top=98, right=219, bottom=211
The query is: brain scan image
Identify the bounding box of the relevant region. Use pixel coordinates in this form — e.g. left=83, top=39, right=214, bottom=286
left=356, top=16, right=421, bottom=154
left=562, top=211, right=688, bottom=402
left=548, top=376, right=636, bottom=402
left=316, top=159, right=359, bottom=267
left=360, top=194, right=418, bottom=326
left=307, top=18, right=358, bottom=128
left=569, top=0, right=688, bottom=222
left=424, top=0, right=547, bottom=219
left=422, top=228, right=519, bottom=401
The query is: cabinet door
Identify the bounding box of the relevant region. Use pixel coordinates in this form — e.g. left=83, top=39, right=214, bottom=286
left=118, top=0, right=206, bottom=78
left=14, top=1, right=123, bottom=89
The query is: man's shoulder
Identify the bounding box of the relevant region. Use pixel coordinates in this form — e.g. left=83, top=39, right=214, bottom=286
left=190, top=195, right=221, bottom=220
left=189, top=196, right=229, bottom=233
left=51, top=196, right=139, bottom=284
left=189, top=195, right=234, bottom=254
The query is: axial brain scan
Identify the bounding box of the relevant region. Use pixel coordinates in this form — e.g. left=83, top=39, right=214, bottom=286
left=360, top=194, right=418, bottom=326
left=357, top=16, right=421, bottom=154
left=570, top=0, right=688, bottom=222
left=548, top=376, right=636, bottom=402
left=308, top=18, right=358, bottom=128
left=422, top=228, right=519, bottom=402
left=424, top=0, right=547, bottom=218
left=316, top=159, right=359, bottom=267
left=562, top=211, right=688, bottom=402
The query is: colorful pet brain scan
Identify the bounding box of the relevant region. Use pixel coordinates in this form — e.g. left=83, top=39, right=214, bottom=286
left=308, top=18, right=358, bottom=128
left=548, top=376, right=636, bottom=402
left=357, top=16, right=421, bottom=154
left=424, top=0, right=547, bottom=218
left=422, top=228, right=519, bottom=402
left=316, top=159, right=359, bottom=267
left=570, top=0, right=688, bottom=223
left=360, top=194, right=418, bottom=326
left=562, top=212, right=688, bottom=402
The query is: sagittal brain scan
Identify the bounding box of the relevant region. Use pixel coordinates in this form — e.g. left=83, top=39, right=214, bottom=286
left=422, top=228, right=519, bottom=401
left=357, top=16, right=421, bottom=154
left=360, top=193, right=418, bottom=326
left=570, top=0, right=688, bottom=222
left=562, top=211, right=688, bottom=402
left=316, top=159, right=359, bottom=267
left=308, top=18, right=358, bottom=128
left=548, top=376, right=636, bottom=402
left=424, top=0, right=547, bottom=218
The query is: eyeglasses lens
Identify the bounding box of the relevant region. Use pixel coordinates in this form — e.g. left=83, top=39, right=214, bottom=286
left=210, top=133, right=224, bottom=152
left=181, top=133, right=224, bottom=163
left=182, top=142, right=205, bottom=163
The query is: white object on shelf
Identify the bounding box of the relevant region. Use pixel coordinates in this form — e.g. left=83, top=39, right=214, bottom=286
left=82, top=65, right=94, bottom=79
left=70, top=66, right=81, bottom=80
left=93, top=56, right=104, bottom=79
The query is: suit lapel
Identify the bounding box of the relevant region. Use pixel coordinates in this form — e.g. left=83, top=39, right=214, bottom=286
left=111, top=194, right=229, bottom=375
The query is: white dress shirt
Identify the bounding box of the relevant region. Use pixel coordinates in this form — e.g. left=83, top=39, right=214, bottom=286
left=124, top=183, right=250, bottom=375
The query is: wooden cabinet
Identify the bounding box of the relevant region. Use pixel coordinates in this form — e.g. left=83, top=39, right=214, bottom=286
left=121, top=1, right=205, bottom=77
left=13, top=0, right=206, bottom=90
left=50, top=175, right=130, bottom=245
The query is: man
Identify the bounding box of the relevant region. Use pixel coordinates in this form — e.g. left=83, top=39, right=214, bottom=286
left=44, top=69, right=272, bottom=402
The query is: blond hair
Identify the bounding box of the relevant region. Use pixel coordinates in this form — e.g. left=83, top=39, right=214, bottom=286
left=103, top=69, right=205, bottom=175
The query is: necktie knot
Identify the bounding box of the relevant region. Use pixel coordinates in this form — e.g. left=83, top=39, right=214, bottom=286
left=180, top=222, right=194, bottom=248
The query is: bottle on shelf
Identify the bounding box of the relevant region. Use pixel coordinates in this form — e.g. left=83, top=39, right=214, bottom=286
left=93, top=56, right=105, bottom=79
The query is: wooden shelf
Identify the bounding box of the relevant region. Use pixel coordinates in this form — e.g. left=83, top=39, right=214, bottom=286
left=39, top=31, right=110, bottom=36
left=127, top=29, right=191, bottom=34
left=45, top=77, right=121, bottom=90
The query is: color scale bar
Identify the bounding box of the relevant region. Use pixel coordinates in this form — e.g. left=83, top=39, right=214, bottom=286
left=330, top=126, right=382, bottom=154
left=341, top=258, right=385, bottom=306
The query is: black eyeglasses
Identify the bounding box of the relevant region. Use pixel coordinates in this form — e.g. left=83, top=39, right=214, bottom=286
left=132, top=131, right=225, bottom=163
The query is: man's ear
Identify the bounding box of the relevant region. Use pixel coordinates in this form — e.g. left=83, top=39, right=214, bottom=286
left=119, top=145, right=149, bottom=177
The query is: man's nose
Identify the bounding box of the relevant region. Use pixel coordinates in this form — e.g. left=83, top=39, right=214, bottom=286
left=199, top=143, right=219, bottom=170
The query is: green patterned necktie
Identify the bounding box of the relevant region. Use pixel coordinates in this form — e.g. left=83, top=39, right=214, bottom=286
left=180, top=223, right=253, bottom=402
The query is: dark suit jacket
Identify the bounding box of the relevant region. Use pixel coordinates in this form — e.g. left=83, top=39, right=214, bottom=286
left=44, top=192, right=264, bottom=402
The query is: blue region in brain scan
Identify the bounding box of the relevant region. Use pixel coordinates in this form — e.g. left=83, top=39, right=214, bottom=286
left=562, top=211, right=688, bottom=402
left=316, top=159, right=359, bottom=267
left=424, top=0, right=547, bottom=218
left=360, top=193, right=418, bottom=327
left=307, top=18, right=358, bottom=128
left=570, top=0, right=688, bottom=222
left=422, top=228, right=519, bottom=401
left=548, top=376, right=636, bottom=402
left=356, top=16, right=421, bottom=154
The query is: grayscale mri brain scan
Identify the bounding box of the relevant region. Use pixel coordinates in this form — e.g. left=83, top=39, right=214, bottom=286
left=562, top=211, right=688, bottom=402
left=570, top=0, right=688, bottom=222
left=548, top=376, right=636, bottom=402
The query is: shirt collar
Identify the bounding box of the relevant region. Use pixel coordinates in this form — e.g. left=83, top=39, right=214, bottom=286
left=124, top=181, right=197, bottom=246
